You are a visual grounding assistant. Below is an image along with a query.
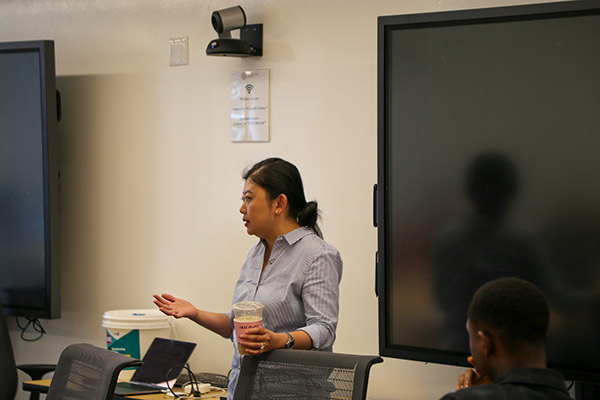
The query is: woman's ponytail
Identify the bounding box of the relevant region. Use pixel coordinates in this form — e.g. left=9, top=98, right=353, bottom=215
left=298, top=200, right=322, bottom=238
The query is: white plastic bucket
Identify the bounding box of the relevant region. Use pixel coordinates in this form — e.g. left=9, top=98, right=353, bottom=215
left=102, top=309, right=172, bottom=374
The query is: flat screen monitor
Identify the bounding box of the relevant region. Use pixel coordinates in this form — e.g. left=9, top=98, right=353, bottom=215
left=376, top=0, right=600, bottom=384
left=0, top=40, right=60, bottom=319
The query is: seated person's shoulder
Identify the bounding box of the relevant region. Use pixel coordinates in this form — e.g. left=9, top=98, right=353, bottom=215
left=440, top=381, right=574, bottom=400
left=439, top=384, right=501, bottom=400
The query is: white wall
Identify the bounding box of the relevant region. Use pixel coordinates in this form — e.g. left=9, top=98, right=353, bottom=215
left=1, top=0, right=563, bottom=399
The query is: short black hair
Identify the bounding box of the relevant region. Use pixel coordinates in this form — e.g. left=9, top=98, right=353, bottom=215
left=468, top=277, right=549, bottom=351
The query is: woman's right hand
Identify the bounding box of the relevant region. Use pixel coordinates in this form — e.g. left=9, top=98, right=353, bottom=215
left=152, top=293, right=197, bottom=319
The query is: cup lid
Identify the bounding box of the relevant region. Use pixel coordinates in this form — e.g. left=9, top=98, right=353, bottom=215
left=233, top=301, right=264, bottom=310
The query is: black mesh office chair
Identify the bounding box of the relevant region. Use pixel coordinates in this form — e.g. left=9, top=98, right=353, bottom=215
left=233, top=349, right=383, bottom=400
left=0, top=302, right=56, bottom=400
left=45, top=343, right=141, bottom=400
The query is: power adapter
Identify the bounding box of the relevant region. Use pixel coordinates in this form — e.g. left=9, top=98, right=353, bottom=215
left=182, top=382, right=211, bottom=396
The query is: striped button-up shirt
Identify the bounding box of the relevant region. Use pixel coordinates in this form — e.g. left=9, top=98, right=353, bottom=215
left=226, top=226, right=343, bottom=398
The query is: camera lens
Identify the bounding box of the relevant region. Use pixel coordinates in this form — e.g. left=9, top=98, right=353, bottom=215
left=211, top=6, right=246, bottom=34
left=211, top=12, right=224, bottom=33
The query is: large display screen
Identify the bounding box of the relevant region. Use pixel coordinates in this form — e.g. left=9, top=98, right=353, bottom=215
left=0, top=40, right=60, bottom=319
left=377, top=1, right=600, bottom=383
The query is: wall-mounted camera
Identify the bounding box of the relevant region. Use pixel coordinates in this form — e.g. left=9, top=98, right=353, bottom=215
left=206, top=5, right=263, bottom=57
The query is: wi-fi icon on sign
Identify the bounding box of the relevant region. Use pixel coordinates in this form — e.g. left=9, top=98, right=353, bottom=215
left=245, top=84, right=254, bottom=94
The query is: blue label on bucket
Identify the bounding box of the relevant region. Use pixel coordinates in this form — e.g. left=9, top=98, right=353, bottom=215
left=106, top=328, right=141, bottom=360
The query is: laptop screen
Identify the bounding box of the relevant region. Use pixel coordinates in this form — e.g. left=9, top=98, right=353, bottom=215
left=130, top=337, right=196, bottom=387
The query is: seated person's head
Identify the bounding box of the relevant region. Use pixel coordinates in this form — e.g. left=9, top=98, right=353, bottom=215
left=466, top=277, right=549, bottom=380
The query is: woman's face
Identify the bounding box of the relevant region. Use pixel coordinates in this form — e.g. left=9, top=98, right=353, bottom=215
left=240, top=179, right=277, bottom=238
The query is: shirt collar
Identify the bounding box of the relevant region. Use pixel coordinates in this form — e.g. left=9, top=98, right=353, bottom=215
left=281, top=226, right=314, bottom=245
left=495, top=368, right=568, bottom=393
left=258, top=226, right=314, bottom=249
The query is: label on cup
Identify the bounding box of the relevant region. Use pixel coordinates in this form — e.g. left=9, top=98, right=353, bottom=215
left=234, top=316, right=262, bottom=342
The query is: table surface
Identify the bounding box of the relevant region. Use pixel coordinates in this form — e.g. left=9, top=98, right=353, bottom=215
left=23, top=379, right=228, bottom=400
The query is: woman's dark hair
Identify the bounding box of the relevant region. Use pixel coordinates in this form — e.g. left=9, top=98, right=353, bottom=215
left=242, top=158, right=322, bottom=238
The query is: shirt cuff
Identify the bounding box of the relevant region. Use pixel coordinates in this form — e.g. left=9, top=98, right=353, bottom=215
left=297, top=324, right=335, bottom=350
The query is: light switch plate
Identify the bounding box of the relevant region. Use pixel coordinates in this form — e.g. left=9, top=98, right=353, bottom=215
left=169, top=37, right=189, bottom=66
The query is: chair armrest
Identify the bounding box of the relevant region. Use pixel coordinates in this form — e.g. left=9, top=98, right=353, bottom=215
left=17, top=364, right=57, bottom=380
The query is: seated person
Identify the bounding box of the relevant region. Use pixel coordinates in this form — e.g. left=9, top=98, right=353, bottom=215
left=440, top=277, right=573, bottom=399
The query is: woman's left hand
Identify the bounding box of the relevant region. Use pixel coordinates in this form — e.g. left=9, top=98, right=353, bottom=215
left=238, top=327, right=287, bottom=354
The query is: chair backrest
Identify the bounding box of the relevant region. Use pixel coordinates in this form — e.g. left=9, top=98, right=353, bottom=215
left=233, top=349, right=383, bottom=400
left=0, top=303, right=18, bottom=400
left=46, top=343, right=141, bottom=400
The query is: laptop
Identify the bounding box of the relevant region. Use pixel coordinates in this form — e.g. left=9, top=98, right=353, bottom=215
left=114, top=337, right=197, bottom=396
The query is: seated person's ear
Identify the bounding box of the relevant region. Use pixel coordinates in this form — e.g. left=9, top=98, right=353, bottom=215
left=477, top=330, right=494, bottom=356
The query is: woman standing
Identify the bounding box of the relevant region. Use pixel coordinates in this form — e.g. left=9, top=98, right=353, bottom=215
left=153, top=157, right=343, bottom=398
